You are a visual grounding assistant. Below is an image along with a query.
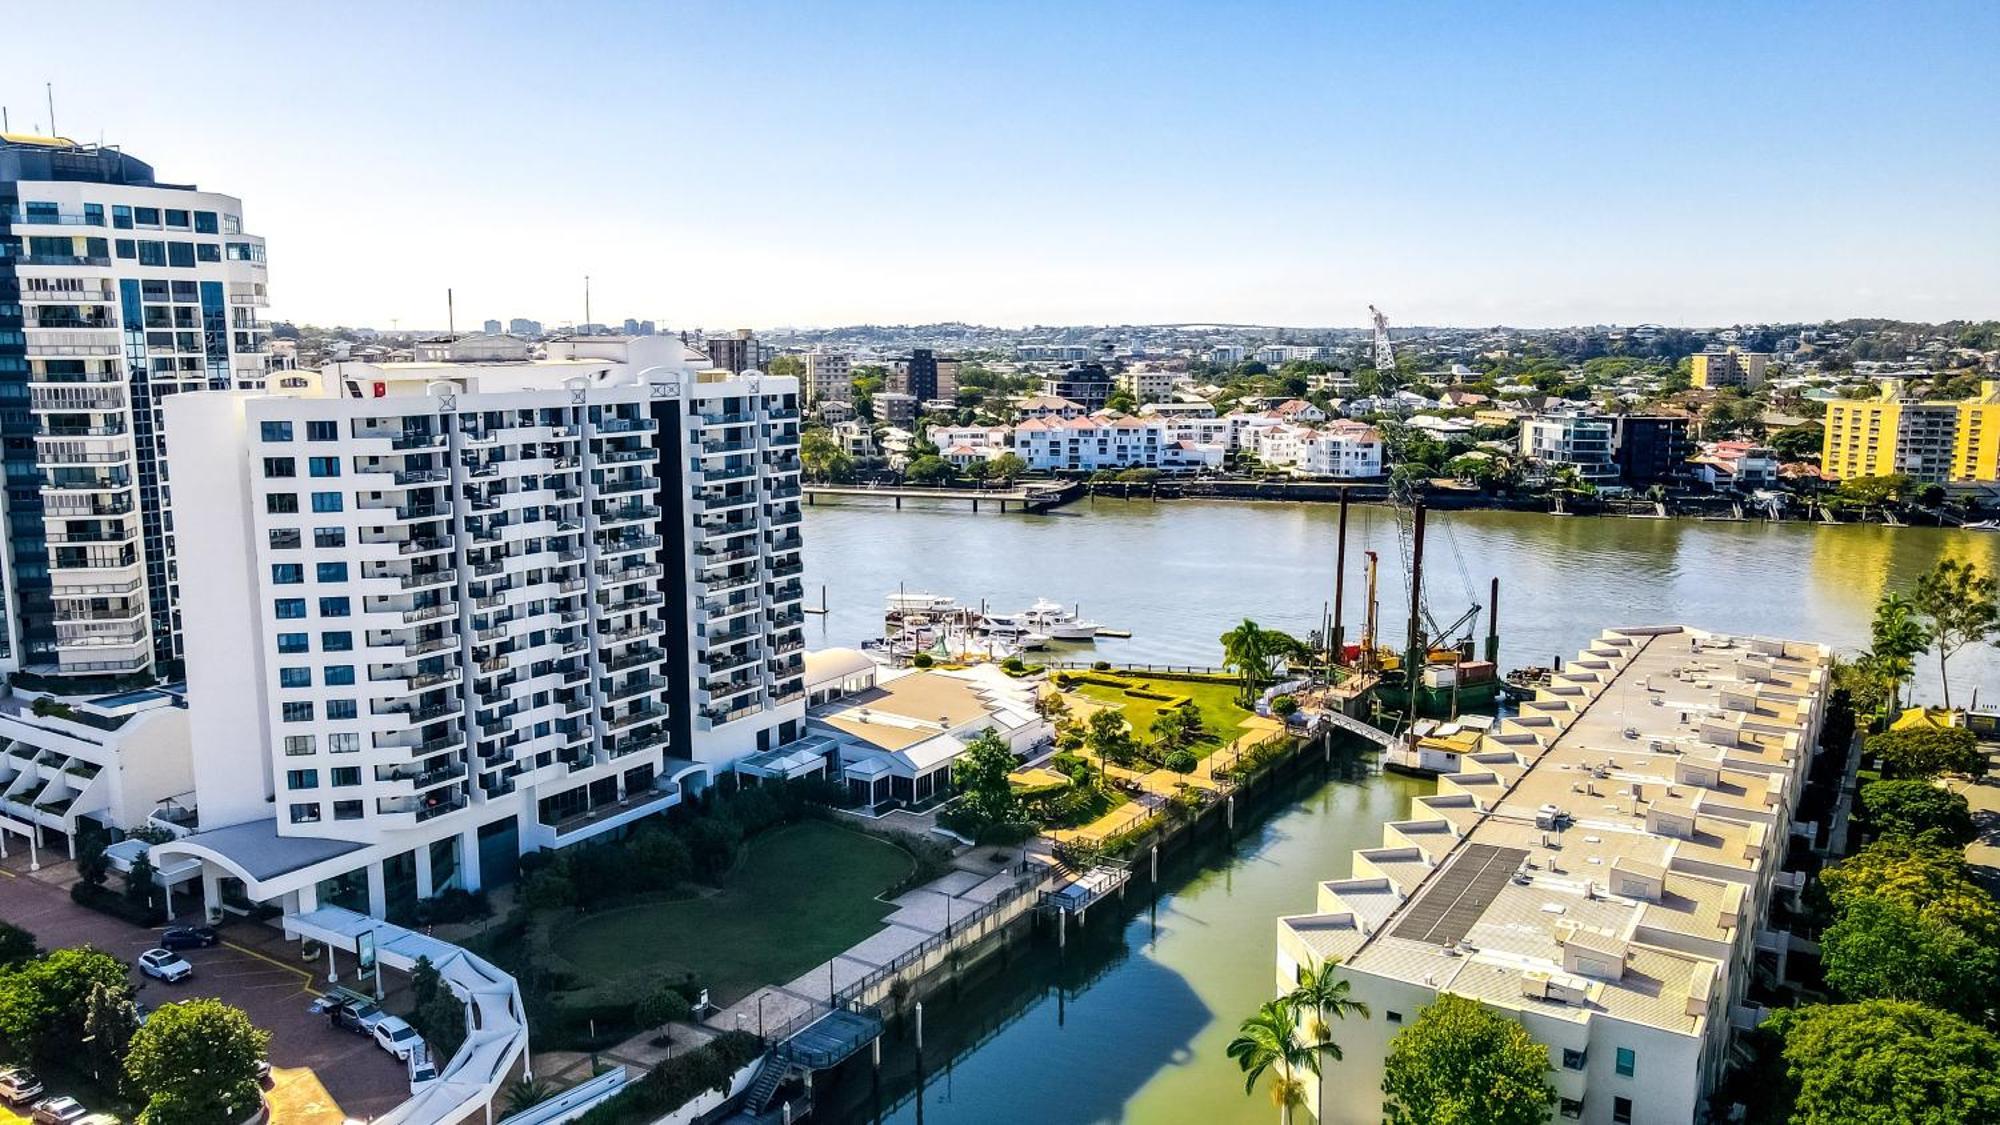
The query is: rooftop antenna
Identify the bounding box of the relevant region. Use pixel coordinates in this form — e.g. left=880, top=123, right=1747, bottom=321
left=2, top=108, right=9, bottom=132
left=446, top=288, right=455, bottom=336
left=45, top=83, right=55, bottom=139
left=584, top=275, right=592, bottom=332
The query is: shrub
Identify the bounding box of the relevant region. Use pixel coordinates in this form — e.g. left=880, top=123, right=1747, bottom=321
left=1002, top=656, right=1026, bottom=674
left=1867, top=726, right=1984, bottom=779
left=1271, top=694, right=1299, bottom=717
left=71, top=880, right=165, bottom=927
left=1092, top=660, right=1111, bottom=672
left=575, top=1031, right=765, bottom=1125
left=414, top=887, right=491, bottom=925
left=911, top=653, right=935, bottom=669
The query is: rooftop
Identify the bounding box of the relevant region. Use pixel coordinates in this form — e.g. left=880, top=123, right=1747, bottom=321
left=1283, top=625, right=1829, bottom=1038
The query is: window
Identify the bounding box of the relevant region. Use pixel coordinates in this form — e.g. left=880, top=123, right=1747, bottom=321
left=306, top=420, right=338, bottom=442
left=328, top=732, right=360, bottom=754
left=165, top=208, right=190, bottom=229
left=134, top=206, right=160, bottom=226
left=136, top=240, right=169, bottom=266
left=112, top=204, right=133, bottom=229
left=308, top=456, right=341, bottom=478
left=282, top=702, right=314, bottom=723
left=274, top=598, right=307, bottom=619
left=318, top=597, right=351, bottom=617
left=194, top=210, right=219, bottom=234
left=196, top=243, right=220, bottom=263
left=326, top=699, right=357, bottom=720
left=1560, top=1098, right=1583, bottom=1120
left=333, top=800, right=364, bottom=821
left=283, top=735, right=314, bottom=756
left=261, top=420, right=294, bottom=442
left=271, top=563, right=304, bottom=585
left=314, top=527, right=346, bottom=548
left=289, top=803, right=320, bottom=825
left=115, top=238, right=135, bottom=259
left=277, top=632, right=309, bottom=654
left=1385, top=1011, right=1402, bottom=1024
left=1613, top=1096, right=1633, bottom=1125
left=1614, top=1048, right=1635, bottom=1078
left=266, top=493, right=298, bottom=514
left=268, top=528, right=301, bottom=551
left=1562, top=1049, right=1586, bottom=1071
left=321, top=631, right=353, bottom=652
left=279, top=667, right=311, bottom=688
left=286, top=769, right=318, bottom=790
left=316, top=562, right=348, bottom=583
left=331, top=767, right=361, bottom=787
left=323, top=665, right=355, bottom=686
left=167, top=242, right=195, bottom=268
left=311, top=491, right=343, bottom=513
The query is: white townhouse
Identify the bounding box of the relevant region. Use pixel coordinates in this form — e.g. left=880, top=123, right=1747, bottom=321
left=1010, top=412, right=1164, bottom=472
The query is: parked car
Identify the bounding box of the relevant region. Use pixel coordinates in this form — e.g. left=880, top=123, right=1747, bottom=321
left=330, top=999, right=387, bottom=1034
left=30, top=1096, right=89, bottom=1125
left=0, top=1067, right=45, bottom=1105
left=158, top=925, right=220, bottom=950
left=137, top=949, right=193, bottom=983
left=371, top=1016, right=424, bottom=1061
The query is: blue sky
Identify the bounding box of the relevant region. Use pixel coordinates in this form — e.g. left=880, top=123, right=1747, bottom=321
left=12, top=1, right=1997, bottom=328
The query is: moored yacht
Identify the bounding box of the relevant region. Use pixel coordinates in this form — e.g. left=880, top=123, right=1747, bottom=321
left=1023, top=598, right=1102, bottom=640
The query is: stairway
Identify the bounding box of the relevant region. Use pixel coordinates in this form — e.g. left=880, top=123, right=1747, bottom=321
left=742, top=1052, right=786, bottom=1115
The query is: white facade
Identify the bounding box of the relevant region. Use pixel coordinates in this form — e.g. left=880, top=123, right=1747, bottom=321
left=800, top=349, right=851, bottom=406
left=1010, top=413, right=1163, bottom=472
left=1521, top=413, right=1619, bottom=484
left=154, top=338, right=805, bottom=920
left=4, top=137, right=271, bottom=679
left=1115, top=367, right=1180, bottom=403
left=1278, top=627, right=1831, bottom=1125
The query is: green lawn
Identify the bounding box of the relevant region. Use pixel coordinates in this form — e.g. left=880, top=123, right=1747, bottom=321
left=552, top=820, right=915, bottom=1004
left=1070, top=674, right=1255, bottom=756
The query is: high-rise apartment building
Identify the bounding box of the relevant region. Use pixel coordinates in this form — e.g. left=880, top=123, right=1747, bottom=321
left=801, top=349, right=852, bottom=407
left=1822, top=380, right=2000, bottom=484
left=704, top=328, right=759, bottom=374
left=1611, top=414, right=1693, bottom=487
left=1688, top=347, right=1769, bottom=390
left=155, top=337, right=805, bottom=920
left=1, top=135, right=270, bottom=680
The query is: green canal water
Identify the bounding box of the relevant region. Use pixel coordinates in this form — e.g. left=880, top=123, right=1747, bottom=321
left=797, top=500, right=1999, bottom=1123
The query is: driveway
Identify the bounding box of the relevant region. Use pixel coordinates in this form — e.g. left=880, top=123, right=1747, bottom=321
left=0, top=855, right=409, bottom=1123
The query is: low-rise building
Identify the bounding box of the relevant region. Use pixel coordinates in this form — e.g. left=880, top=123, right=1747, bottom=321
left=801, top=349, right=852, bottom=406
left=1520, top=413, right=1618, bottom=485
left=1278, top=626, right=1831, bottom=1125
left=1116, top=366, right=1181, bottom=403
left=1251, top=420, right=1384, bottom=478
left=874, top=391, right=918, bottom=428
left=1012, top=413, right=1163, bottom=472
left=1041, top=365, right=1113, bottom=411
left=1612, top=414, right=1693, bottom=487
left=1689, top=347, right=1770, bottom=390
left=1688, top=441, right=1780, bottom=491
left=799, top=650, right=1047, bottom=812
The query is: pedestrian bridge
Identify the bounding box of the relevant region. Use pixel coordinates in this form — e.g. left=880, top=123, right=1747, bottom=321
left=1317, top=709, right=1399, bottom=749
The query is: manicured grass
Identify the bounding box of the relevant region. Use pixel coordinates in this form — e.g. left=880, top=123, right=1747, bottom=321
left=1069, top=674, right=1255, bottom=756
left=552, top=820, right=916, bottom=1004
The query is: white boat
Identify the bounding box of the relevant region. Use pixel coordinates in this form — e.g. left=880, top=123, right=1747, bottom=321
left=1963, top=520, right=2000, bottom=532
left=1023, top=598, right=1102, bottom=640
left=976, top=613, right=1053, bottom=648
left=886, top=591, right=959, bottom=616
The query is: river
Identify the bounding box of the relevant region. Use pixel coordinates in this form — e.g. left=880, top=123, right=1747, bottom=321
left=796, top=499, right=1998, bottom=1124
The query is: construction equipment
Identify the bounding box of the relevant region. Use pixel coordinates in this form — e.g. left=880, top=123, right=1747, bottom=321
left=1369, top=304, right=1397, bottom=372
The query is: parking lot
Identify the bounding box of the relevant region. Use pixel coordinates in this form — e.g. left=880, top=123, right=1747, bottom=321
left=0, top=854, right=409, bottom=1123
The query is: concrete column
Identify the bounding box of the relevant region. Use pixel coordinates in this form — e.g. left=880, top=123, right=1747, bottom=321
left=201, top=866, right=223, bottom=921
left=365, top=860, right=387, bottom=919
left=459, top=828, right=483, bottom=892
left=414, top=845, right=434, bottom=900
left=297, top=882, right=319, bottom=913
left=162, top=878, right=175, bottom=922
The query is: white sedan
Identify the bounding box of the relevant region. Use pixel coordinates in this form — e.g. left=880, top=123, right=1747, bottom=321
left=137, top=948, right=194, bottom=983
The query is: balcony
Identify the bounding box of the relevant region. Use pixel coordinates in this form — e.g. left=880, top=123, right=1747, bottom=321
left=594, top=418, right=657, bottom=435
left=595, top=475, right=658, bottom=496
left=603, top=705, right=668, bottom=731
left=596, top=534, right=661, bottom=558
left=595, top=503, right=660, bottom=526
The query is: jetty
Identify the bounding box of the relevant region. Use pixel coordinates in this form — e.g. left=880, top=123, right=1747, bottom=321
left=804, top=479, right=1081, bottom=513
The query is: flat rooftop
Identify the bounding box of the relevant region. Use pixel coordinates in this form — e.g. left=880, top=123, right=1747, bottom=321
left=1285, top=625, right=1829, bottom=1038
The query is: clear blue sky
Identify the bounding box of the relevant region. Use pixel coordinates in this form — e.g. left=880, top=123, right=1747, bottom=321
left=12, top=1, right=1997, bottom=329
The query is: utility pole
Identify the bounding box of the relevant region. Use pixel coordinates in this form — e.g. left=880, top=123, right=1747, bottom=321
left=1331, top=487, right=1350, bottom=669
left=1404, top=497, right=1426, bottom=717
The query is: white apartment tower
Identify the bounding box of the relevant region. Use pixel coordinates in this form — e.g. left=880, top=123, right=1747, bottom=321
left=156, top=338, right=805, bottom=921
left=1, top=135, right=270, bottom=680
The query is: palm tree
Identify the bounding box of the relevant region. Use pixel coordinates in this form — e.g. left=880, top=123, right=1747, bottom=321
left=1227, top=998, right=1318, bottom=1124
left=1868, top=592, right=1926, bottom=711
left=1287, top=963, right=1370, bottom=1119
left=1221, top=620, right=1307, bottom=707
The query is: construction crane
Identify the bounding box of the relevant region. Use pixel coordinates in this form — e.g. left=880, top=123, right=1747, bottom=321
left=1368, top=304, right=1396, bottom=373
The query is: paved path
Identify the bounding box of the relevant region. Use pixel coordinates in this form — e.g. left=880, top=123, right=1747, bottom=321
left=0, top=853, right=409, bottom=1123
left=1952, top=745, right=2000, bottom=885
left=701, top=863, right=1020, bottom=1041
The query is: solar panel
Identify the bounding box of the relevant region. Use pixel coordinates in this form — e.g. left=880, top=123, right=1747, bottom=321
left=1392, top=843, right=1529, bottom=946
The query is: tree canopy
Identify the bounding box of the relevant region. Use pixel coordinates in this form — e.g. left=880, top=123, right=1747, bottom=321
left=1865, top=726, right=1984, bottom=780
left=1820, top=839, right=2000, bottom=944
left=1761, top=1001, right=2000, bottom=1125
left=1819, top=892, right=1997, bottom=1016
left=1910, top=558, right=1999, bottom=710
left=949, top=728, right=1023, bottom=834
left=1858, top=778, right=1976, bottom=847
left=1380, top=994, right=1556, bottom=1125
left=0, top=945, right=131, bottom=1056
left=124, top=998, right=270, bottom=1125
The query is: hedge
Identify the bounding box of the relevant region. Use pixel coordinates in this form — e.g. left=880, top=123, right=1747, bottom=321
left=70, top=881, right=165, bottom=927
left=574, top=1030, right=765, bottom=1125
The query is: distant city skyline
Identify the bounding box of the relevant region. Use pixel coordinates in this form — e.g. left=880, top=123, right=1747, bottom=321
left=10, top=1, right=1996, bottom=329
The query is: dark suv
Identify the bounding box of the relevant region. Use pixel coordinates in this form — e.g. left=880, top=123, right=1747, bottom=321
left=159, top=926, right=220, bottom=950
